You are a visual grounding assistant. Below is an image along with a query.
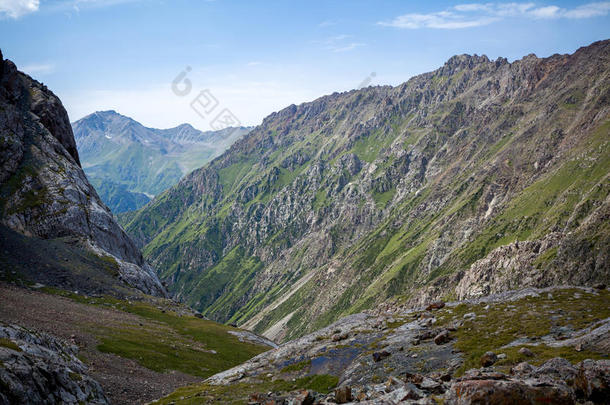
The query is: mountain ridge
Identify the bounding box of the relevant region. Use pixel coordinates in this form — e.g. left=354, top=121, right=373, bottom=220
left=0, top=51, right=274, bottom=404
left=124, top=40, right=610, bottom=342
left=72, top=110, right=251, bottom=212
left=0, top=50, right=165, bottom=297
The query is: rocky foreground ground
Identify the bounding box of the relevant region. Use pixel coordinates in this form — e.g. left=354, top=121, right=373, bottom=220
left=0, top=324, right=108, bottom=404
left=157, top=285, right=609, bottom=404
left=0, top=282, right=272, bottom=405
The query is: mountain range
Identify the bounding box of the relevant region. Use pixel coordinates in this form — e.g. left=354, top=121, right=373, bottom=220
left=0, top=50, right=272, bottom=404
left=1, top=40, right=609, bottom=405
left=121, top=40, right=610, bottom=343
left=72, top=110, right=250, bottom=212
left=0, top=53, right=166, bottom=297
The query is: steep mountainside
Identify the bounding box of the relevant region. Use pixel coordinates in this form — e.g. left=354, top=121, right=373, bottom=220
left=0, top=324, right=108, bottom=404
left=73, top=110, right=250, bottom=212
left=0, top=52, right=273, bottom=404
left=0, top=283, right=273, bottom=404
left=158, top=286, right=610, bottom=404
left=123, top=40, right=610, bottom=342
left=0, top=51, right=164, bottom=296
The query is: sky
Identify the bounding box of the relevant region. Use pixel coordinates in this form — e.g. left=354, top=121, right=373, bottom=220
left=1, top=0, right=609, bottom=130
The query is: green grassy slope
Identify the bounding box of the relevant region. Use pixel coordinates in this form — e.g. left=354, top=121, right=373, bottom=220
left=156, top=287, right=610, bottom=404
left=73, top=112, right=250, bottom=213
left=123, top=41, right=610, bottom=341
left=43, top=288, right=269, bottom=378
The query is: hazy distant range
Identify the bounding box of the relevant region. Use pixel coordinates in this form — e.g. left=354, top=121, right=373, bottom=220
left=72, top=110, right=250, bottom=213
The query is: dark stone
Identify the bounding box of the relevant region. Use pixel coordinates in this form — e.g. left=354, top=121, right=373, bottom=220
left=334, top=386, right=352, bottom=403
left=480, top=351, right=498, bottom=367
left=418, top=329, right=440, bottom=341
left=372, top=351, right=391, bottom=362
left=434, top=329, right=452, bottom=345
left=518, top=347, right=534, bottom=357
left=426, top=301, right=446, bottom=310
left=404, top=372, right=424, bottom=385
left=575, top=359, right=610, bottom=403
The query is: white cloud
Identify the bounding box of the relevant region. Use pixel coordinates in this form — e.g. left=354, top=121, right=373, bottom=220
left=379, top=2, right=610, bottom=29
left=379, top=12, right=497, bottom=29
left=21, top=62, right=55, bottom=75
left=315, top=34, right=365, bottom=52
left=564, top=2, right=610, bottom=18
left=528, top=5, right=561, bottom=18
left=318, top=19, right=337, bottom=27
left=494, top=3, right=536, bottom=16
left=454, top=3, right=493, bottom=12
left=0, top=0, right=39, bottom=19
left=332, top=42, right=365, bottom=52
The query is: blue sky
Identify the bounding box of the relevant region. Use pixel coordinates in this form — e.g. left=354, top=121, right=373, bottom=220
left=1, top=0, right=609, bottom=130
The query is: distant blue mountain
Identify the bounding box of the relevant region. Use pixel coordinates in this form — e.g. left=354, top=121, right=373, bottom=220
left=72, top=110, right=250, bottom=212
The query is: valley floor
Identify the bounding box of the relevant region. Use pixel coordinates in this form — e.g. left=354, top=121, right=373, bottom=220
left=0, top=282, right=270, bottom=404
left=0, top=282, right=199, bottom=403
left=158, top=285, right=609, bottom=404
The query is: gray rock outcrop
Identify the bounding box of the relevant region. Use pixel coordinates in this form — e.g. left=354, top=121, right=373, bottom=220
left=0, top=324, right=108, bottom=405
left=0, top=50, right=165, bottom=297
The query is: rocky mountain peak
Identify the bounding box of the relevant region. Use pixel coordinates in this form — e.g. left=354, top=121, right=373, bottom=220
left=1, top=52, right=81, bottom=167
left=438, top=53, right=492, bottom=76
left=123, top=40, right=610, bottom=343
left=0, top=52, right=166, bottom=296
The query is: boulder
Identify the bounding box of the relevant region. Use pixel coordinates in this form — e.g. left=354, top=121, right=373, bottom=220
left=426, top=301, right=446, bottom=310
left=575, top=359, right=609, bottom=403
left=372, top=350, right=391, bottom=362
left=518, top=347, right=534, bottom=357
left=434, top=329, right=452, bottom=345
left=0, top=325, right=108, bottom=405
left=480, top=351, right=498, bottom=367
left=534, top=358, right=578, bottom=385
left=511, top=361, right=536, bottom=376
left=334, top=386, right=352, bottom=403
left=446, top=378, right=574, bottom=405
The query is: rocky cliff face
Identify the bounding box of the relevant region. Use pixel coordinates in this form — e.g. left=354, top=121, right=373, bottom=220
left=0, top=50, right=165, bottom=296
left=123, top=40, right=610, bottom=341
left=157, top=285, right=610, bottom=404
left=0, top=324, right=108, bottom=405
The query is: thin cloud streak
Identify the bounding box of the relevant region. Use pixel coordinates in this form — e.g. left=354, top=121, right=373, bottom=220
left=379, top=2, right=610, bottom=29
left=0, top=0, right=39, bottom=19
left=332, top=42, right=366, bottom=52
left=0, top=0, right=149, bottom=18
left=21, top=62, right=55, bottom=75
left=314, top=34, right=365, bottom=53
left=318, top=19, right=337, bottom=27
